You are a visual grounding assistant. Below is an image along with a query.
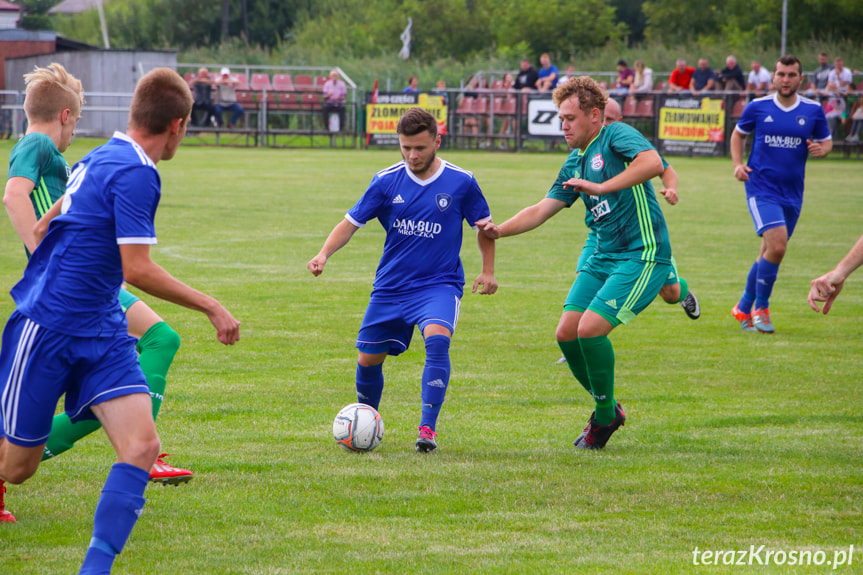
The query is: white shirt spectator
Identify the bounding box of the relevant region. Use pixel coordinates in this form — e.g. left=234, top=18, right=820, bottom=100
left=748, top=67, right=772, bottom=91
left=827, top=67, right=853, bottom=92
left=632, top=68, right=653, bottom=92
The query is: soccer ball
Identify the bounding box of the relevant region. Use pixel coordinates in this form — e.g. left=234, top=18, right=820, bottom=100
left=333, top=403, right=384, bottom=452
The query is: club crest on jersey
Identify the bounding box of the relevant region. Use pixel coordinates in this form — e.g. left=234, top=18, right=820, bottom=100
left=435, top=193, right=452, bottom=211
left=590, top=153, right=604, bottom=170
left=796, top=115, right=807, bottom=126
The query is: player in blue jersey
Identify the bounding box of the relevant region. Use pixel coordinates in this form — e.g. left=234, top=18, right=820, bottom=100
left=730, top=55, right=832, bottom=334
left=0, top=64, right=191, bottom=525
left=308, top=107, right=496, bottom=453
left=0, top=68, right=240, bottom=573
left=480, top=77, right=673, bottom=450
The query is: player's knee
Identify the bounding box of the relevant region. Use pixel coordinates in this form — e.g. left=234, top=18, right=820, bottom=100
left=358, top=352, right=386, bottom=368
left=159, top=323, right=182, bottom=356
left=119, top=435, right=161, bottom=470
left=659, top=284, right=679, bottom=303
left=1, top=459, right=40, bottom=484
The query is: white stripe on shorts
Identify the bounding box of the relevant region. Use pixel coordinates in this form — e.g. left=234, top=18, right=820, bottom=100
left=748, top=196, right=763, bottom=231
left=3, top=318, right=39, bottom=438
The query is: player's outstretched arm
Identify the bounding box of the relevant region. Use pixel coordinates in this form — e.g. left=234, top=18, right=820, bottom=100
left=472, top=226, right=497, bottom=295
left=307, top=219, right=360, bottom=277
left=563, top=150, right=663, bottom=196
left=658, top=165, right=679, bottom=205
left=120, top=244, right=240, bottom=345
left=478, top=197, right=566, bottom=240
left=4, top=176, right=39, bottom=253
left=808, top=233, right=863, bottom=314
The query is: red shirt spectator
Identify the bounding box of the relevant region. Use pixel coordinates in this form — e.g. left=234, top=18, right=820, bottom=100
left=668, top=59, right=695, bottom=92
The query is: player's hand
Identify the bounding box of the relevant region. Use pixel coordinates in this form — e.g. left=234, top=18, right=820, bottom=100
left=307, top=255, right=327, bottom=276
left=659, top=188, right=679, bottom=205
left=472, top=272, right=498, bottom=295
left=733, top=164, right=752, bottom=182
left=807, top=139, right=828, bottom=158
left=208, top=305, right=241, bottom=345
left=808, top=270, right=845, bottom=314
left=477, top=220, right=501, bottom=240
left=563, top=178, right=603, bottom=195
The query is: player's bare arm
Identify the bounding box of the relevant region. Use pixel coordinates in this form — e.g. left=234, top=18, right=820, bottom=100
left=563, top=149, right=663, bottom=195
left=307, top=218, right=361, bottom=276
left=4, top=176, right=39, bottom=253
left=658, top=165, right=679, bottom=205
left=806, top=138, right=833, bottom=158
left=479, top=197, right=566, bottom=239
left=120, top=244, right=240, bottom=345
left=730, top=130, right=752, bottom=181
left=32, top=197, right=63, bottom=246
left=472, top=227, right=497, bottom=295
left=808, top=233, right=863, bottom=314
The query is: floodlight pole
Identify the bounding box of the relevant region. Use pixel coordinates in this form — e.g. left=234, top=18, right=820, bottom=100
left=781, top=0, right=787, bottom=56
left=97, top=0, right=110, bottom=49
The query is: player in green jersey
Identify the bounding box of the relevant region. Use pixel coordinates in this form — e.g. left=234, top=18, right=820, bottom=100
left=480, top=77, right=674, bottom=450
left=0, top=64, right=190, bottom=523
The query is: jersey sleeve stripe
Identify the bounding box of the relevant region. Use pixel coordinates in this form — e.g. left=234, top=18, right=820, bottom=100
left=116, top=237, right=157, bottom=245
left=345, top=213, right=365, bottom=228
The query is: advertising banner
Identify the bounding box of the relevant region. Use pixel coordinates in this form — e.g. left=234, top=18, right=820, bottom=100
left=657, top=95, right=726, bottom=156
left=365, top=92, right=447, bottom=146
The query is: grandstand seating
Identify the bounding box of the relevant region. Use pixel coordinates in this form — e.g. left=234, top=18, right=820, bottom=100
left=250, top=73, right=272, bottom=92
left=731, top=97, right=747, bottom=118
left=622, top=95, right=637, bottom=117
left=633, top=98, right=654, bottom=118
left=272, top=74, right=293, bottom=92
left=293, top=75, right=314, bottom=91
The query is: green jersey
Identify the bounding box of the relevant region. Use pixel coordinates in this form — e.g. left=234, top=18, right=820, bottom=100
left=547, top=122, right=671, bottom=264
left=8, top=132, right=70, bottom=218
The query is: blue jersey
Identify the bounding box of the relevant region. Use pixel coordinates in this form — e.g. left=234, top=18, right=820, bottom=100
left=10, top=132, right=160, bottom=337
left=735, top=93, right=830, bottom=206
left=347, top=160, right=491, bottom=299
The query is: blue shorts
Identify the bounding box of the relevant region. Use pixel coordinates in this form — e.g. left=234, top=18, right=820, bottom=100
left=0, top=311, right=149, bottom=447
left=747, top=196, right=801, bottom=237
left=357, top=287, right=462, bottom=356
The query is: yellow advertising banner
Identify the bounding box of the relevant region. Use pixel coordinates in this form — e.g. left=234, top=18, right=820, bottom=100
left=658, top=97, right=725, bottom=142
left=366, top=94, right=447, bottom=141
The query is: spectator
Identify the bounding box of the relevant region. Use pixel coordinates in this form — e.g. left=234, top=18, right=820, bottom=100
left=630, top=60, right=654, bottom=93
left=191, top=67, right=217, bottom=127
left=404, top=76, right=419, bottom=93
left=807, top=52, right=834, bottom=97
left=461, top=75, right=487, bottom=144
left=824, top=93, right=846, bottom=137
left=689, top=58, right=716, bottom=94
left=214, top=67, right=244, bottom=129
left=845, top=99, right=863, bottom=142
left=497, top=73, right=515, bottom=149
left=558, top=65, right=576, bottom=85
left=746, top=61, right=772, bottom=95
left=514, top=58, right=538, bottom=91
left=535, top=53, right=559, bottom=92
left=667, top=59, right=695, bottom=93
left=322, top=69, right=347, bottom=132
left=431, top=80, right=449, bottom=148
left=610, top=59, right=634, bottom=95
left=715, top=56, right=745, bottom=91
left=826, top=57, right=853, bottom=93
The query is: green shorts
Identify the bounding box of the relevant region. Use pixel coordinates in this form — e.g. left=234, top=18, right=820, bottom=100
left=564, top=254, right=672, bottom=327
left=118, top=287, right=140, bottom=314
left=664, top=255, right=680, bottom=287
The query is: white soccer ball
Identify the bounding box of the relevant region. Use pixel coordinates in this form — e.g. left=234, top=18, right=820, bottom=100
left=333, top=403, right=384, bottom=452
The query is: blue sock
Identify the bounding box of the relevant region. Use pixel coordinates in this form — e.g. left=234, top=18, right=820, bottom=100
left=755, top=258, right=780, bottom=310
left=420, top=335, right=451, bottom=431
left=738, top=261, right=759, bottom=314
left=356, top=363, right=384, bottom=410
left=80, top=463, right=149, bottom=575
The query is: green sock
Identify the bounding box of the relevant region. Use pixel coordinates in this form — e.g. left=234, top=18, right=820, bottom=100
left=558, top=339, right=592, bottom=393
left=579, top=335, right=616, bottom=425
left=673, top=277, right=689, bottom=304
left=42, top=415, right=102, bottom=461
left=136, top=321, right=181, bottom=421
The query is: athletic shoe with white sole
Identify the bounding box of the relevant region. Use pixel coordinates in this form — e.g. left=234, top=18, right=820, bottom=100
left=149, top=453, right=194, bottom=486
left=680, top=291, right=701, bottom=319
left=731, top=304, right=756, bottom=332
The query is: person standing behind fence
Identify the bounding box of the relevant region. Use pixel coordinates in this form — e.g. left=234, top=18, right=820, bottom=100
left=322, top=69, right=347, bottom=133
left=214, top=67, right=244, bottom=129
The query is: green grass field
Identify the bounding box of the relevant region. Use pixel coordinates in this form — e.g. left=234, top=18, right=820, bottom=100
left=0, top=140, right=861, bottom=574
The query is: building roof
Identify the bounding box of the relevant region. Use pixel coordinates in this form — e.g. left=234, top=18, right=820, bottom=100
left=0, top=0, right=19, bottom=12
left=49, top=0, right=113, bottom=15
